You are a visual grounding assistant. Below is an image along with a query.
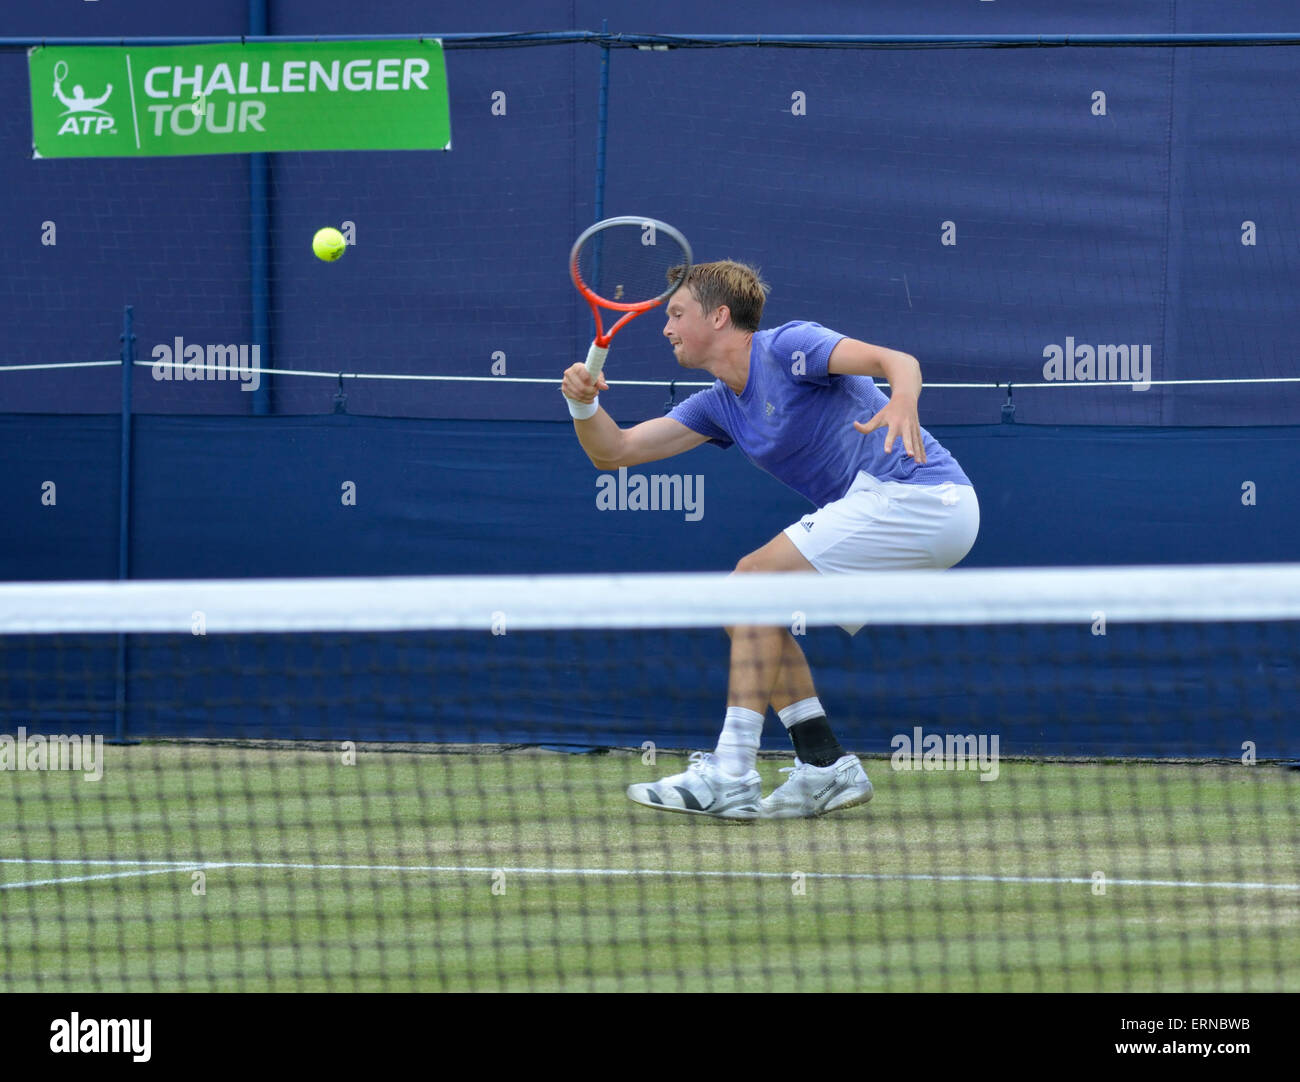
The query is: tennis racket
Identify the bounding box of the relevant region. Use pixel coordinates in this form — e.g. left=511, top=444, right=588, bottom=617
left=569, top=216, right=693, bottom=379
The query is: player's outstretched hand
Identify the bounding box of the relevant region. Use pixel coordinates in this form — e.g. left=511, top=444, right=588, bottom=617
left=852, top=397, right=927, bottom=463
left=561, top=362, right=609, bottom=404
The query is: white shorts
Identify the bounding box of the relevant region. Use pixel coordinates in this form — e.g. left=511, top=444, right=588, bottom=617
left=784, top=472, right=980, bottom=574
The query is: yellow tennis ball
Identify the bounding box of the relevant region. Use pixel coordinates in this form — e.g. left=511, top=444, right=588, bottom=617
left=312, top=227, right=346, bottom=262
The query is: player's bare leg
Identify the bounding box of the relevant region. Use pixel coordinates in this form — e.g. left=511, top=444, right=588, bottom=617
left=724, top=533, right=839, bottom=767
left=726, top=623, right=818, bottom=706
left=725, top=533, right=873, bottom=817
left=724, top=531, right=817, bottom=703
left=626, top=533, right=870, bottom=820
left=626, top=535, right=811, bottom=820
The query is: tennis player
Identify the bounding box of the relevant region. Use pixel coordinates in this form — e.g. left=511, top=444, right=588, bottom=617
left=561, top=261, right=979, bottom=819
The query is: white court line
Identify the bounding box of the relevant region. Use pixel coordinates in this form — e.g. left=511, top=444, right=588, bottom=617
left=0, top=865, right=206, bottom=891
left=0, top=857, right=205, bottom=892
left=0, top=858, right=202, bottom=867
left=2, top=858, right=1295, bottom=893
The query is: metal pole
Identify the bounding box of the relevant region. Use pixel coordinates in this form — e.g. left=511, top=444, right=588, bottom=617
left=595, top=18, right=610, bottom=223
left=250, top=152, right=271, bottom=415
left=249, top=0, right=271, bottom=415
left=113, top=305, right=136, bottom=744
left=590, top=19, right=611, bottom=342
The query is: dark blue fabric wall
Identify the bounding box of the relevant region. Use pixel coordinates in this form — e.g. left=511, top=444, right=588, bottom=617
left=12, top=619, right=1294, bottom=758
left=3, top=3, right=1298, bottom=756
left=3, top=3, right=1299, bottom=424
left=2, top=414, right=1296, bottom=756
left=3, top=416, right=1297, bottom=581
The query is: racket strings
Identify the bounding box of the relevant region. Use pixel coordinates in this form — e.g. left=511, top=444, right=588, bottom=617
left=574, top=223, right=690, bottom=306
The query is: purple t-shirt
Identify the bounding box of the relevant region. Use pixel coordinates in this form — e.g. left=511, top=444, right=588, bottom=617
left=668, top=321, right=970, bottom=508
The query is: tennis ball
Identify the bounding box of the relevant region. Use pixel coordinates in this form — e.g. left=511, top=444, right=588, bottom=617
left=312, top=227, right=346, bottom=262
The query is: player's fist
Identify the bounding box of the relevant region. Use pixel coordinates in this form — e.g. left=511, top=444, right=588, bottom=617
left=562, top=362, right=608, bottom=404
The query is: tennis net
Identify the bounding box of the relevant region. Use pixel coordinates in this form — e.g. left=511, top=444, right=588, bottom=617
left=1, top=565, right=1297, bottom=992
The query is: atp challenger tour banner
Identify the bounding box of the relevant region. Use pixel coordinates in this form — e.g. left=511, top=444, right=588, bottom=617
left=28, top=40, right=451, bottom=158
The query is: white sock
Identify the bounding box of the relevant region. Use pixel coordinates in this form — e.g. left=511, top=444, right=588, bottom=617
left=714, top=707, right=764, bottom=776
left=777, top=697, right=825, bottom=729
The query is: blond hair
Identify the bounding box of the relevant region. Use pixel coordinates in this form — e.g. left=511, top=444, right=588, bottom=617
left=669, top=260, right=769, bottom=332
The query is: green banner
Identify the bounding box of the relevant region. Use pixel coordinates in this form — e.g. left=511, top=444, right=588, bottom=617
left=28, top=40, right=451, bottom=158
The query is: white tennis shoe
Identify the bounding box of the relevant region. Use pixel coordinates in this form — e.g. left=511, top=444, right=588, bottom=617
left=626, top=751, right=761, bottom=821
left=759, top=754, right=874, bottom=819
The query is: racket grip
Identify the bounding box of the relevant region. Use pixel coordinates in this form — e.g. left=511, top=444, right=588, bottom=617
left=584, top=341, right=609, bottom=378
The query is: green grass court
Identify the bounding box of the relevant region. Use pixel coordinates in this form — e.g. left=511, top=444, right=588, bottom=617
left=2, top=744, right=1297, bottom=992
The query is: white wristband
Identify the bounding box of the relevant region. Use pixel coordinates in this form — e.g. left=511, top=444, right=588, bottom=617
left=566, top=394, right=599, bottom=420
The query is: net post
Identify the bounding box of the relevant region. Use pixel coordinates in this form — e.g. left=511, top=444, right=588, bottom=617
left=112, top=305, right=138, bottom=746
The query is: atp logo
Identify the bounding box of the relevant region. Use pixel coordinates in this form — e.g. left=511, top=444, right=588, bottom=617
left=52, top=60, right=117, bottom=135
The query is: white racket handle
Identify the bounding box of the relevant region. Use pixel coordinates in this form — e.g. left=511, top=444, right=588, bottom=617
left=585, top=341, right=609, bottom=377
